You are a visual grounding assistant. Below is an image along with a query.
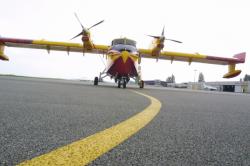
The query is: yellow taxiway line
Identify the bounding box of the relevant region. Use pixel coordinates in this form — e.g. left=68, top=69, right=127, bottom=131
left=18, top=90, right=162, bottom=166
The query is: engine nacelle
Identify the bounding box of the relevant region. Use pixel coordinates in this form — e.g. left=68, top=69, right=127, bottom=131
left=157, top=43, right=164, bottom=49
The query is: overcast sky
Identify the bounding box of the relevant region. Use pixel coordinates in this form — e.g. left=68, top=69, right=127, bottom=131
left=0, top=0, right=249, bottom=83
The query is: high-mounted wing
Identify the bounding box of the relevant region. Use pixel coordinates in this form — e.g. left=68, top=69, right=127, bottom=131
left=0, top=37, right=109, bottom=60
left=138, top=49, right=246, bottom=78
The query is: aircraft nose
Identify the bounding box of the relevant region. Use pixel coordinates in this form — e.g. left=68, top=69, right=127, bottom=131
left=121, top=51, right=130, bottom=63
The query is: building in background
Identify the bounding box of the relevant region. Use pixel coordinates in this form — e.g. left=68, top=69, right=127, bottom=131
left=144, top=80, right=250, bottom=93
left=188, top=81, right=250, bottom=93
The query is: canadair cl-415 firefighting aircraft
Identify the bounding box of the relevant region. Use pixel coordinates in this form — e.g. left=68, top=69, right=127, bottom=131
left=0, top=15, right=246, bottom=88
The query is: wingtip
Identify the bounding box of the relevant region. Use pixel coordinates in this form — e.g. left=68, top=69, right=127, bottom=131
left=234, top=52, right=246, bottom=63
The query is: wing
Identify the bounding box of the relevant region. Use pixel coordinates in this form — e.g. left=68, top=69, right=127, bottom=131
left=0, top=37, right=109, bottom=58
left=139, top=49, right=246, bottom=78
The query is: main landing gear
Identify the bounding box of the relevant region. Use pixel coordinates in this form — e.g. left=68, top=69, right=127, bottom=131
left=139, top=80, right=144, bottom=89
left=93, top=76, right=144, bottom=89
left=94, top=77, right=98, bottom=85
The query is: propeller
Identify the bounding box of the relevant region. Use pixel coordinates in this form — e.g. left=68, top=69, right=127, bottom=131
left=165, top=39, right=182, bottom=43
left=148, top=26, right=182, bottom=43
left=71, top=13, right=104, bottom=40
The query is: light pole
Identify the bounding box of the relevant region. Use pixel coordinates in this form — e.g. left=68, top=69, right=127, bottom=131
left=194, top=69, right=197, bottom=83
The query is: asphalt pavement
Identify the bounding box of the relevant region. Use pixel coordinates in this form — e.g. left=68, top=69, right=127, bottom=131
left=0, top=76, right=250, bottom=165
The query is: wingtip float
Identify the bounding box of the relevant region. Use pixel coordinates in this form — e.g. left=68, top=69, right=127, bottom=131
left=222, top=52, right=246, bottom=78
left=0, top=44, right=9, bottom=61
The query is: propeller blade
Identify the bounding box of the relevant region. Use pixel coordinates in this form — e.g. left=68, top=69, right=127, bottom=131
left=147, top=35, right=160, bottom=39
left=165, top=39, right=182, bottom=43
left=74, top=13, right=84, bottom=29
left=71, top=31, right=83, bottom=40
left=149, top=26, right=182, bottom=43
left=88, top=20, right=104, bottom=30
left=161, top=26, right=165, bottom=36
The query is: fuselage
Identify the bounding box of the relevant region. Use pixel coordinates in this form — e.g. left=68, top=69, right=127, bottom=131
left=106, top=38, right=140, bottom=81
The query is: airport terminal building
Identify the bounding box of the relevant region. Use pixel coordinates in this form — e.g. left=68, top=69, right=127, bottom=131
left=188, top=81, right=250, bottom=93
left=144, top=80, right=250, bottom=93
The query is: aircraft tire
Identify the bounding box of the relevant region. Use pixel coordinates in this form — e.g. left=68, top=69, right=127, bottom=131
left=122, top=81, right=126, bottom=89
left=118, top=81, right=121, bottom=88
left=139, top=80, right=144, bottom=88
left=94, top=77, right=98, bottom=85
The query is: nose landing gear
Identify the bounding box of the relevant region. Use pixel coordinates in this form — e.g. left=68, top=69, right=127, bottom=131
left=118, top=80, right=121, bottom=88
left=117, top=77, right=127, bottom=89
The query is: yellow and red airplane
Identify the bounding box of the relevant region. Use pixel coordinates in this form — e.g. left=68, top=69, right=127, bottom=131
left=0, top=16, right=246, bottom=88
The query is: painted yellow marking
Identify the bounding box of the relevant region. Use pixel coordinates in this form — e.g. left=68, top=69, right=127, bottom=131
left=109, top=52, right=138, bottom=63
left=18, top=90, right=162, bottom=166
left=121, top=51, right=130, bottom=63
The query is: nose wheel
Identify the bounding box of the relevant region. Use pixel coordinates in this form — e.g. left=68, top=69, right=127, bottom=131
left=117, top=78, right=127, bottom=89
left=122, top=79, right=127, bottom=88
left=118, top=80, right=121, bottom=88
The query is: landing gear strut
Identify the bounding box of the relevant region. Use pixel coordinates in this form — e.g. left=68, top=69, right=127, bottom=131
left=94, top=77, right=98, bottom=85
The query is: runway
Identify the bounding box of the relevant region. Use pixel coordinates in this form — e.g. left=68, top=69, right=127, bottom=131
left=0, top=76, right=250, bottom=165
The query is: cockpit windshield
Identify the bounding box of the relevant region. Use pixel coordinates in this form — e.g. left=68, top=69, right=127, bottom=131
left=111, top=38, right=136, bottom=47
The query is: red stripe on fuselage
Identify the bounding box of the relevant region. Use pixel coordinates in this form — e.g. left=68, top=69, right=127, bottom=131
left=107, top=57, right=138, bottom=78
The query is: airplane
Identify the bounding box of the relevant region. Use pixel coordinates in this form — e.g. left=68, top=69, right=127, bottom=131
left=202, top=83, right=217, bottom=91
left=0, top=15, right=246, bottom=89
